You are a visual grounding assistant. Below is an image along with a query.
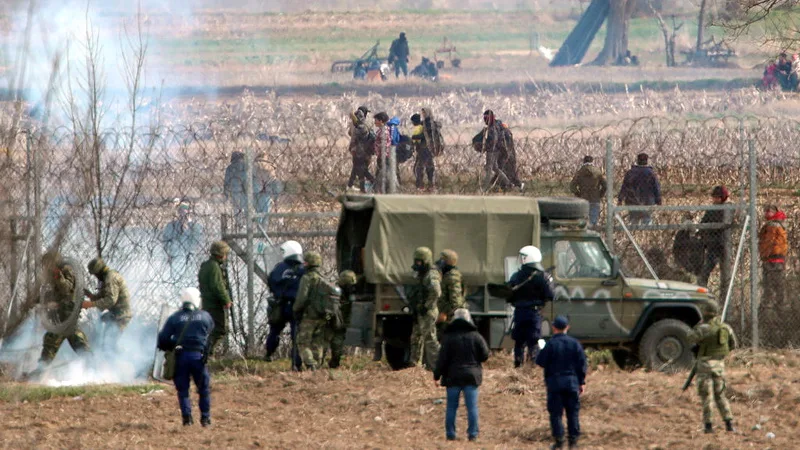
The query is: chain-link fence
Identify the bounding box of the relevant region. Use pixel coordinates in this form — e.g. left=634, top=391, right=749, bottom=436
left=2, top=113, right=800, bottom=357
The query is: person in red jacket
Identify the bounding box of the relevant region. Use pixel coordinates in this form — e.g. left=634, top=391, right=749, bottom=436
left=758, top=205, right=788, bottom=309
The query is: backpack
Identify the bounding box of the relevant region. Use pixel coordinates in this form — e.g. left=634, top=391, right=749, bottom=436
left=313, top=277, right=344, bottom=330
left=500, top=124, right=514, bottom=156
left=387, top=117, right=402, bottom=146
left=425, top=119, right=445, bottom=157
left=395, top=136, right=414, bottom=164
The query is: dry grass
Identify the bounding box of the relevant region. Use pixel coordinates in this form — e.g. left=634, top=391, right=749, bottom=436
left=1, top=350, right=798, bottom=448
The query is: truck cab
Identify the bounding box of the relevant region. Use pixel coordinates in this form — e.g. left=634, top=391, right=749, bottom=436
left=337, top=194, right=715, bottom=371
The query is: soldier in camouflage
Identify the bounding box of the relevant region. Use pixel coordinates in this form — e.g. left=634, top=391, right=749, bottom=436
left=39, top=252, right=90, bottom=363
left=198, top=241, right=232, bottom=357
left=407, top=247, right=441, bottom=369
left=435, top=250, right=465, bottom=339
left=83, top=257, right=132, bottom=351
left=687, top=302, right=735, bottom=434
left=293, top=251, right=330, bottom=371
left=327, top=270, right=357, bottom=369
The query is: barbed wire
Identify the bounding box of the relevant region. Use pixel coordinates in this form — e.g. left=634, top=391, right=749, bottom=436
left=1, top=114, right=799, bottom=351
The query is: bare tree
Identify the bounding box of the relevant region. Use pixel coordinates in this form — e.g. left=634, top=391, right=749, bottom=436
left=593, top=0, right=637, bottom=65
left=718, top=0, right=800, bottom=47
left=650, top=1, right=683, bottom=67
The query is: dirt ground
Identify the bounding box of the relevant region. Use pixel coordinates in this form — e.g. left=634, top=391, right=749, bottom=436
left=1, top=350, right=798, bottom=449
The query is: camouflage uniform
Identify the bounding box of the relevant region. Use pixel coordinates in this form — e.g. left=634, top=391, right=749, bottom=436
left=328, top=270, right=357, bottom=369
left=87, top=258, right=132, bottom=353
left=411, top=116, right=435, bottom=190
left=293, top=251, right=330, bottom=370
left=198, top=241, right=232, bottom=356
left=407, top=247, right=441, bottom=369
left=687, top=303, right=735, bottom=432
left=40, top=256, right=90, bottom=362
left=436, top=250, right=465, bottom=320
left=347, top=110, right=376, bottom=192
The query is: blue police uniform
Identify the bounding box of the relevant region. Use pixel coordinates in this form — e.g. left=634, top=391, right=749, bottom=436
left=265, top=259, right=305, bottom=368
left=508, top=264, right=554, bottom=366
left=157, top=305, right=215, bottom=424
left=535, top=329, right=587, bottom=447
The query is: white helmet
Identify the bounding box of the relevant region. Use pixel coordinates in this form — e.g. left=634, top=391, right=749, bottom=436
left=518, top=245, right=542, bottom=266
left=280, top=240, right=303, bottom=262
left=180, top=287, right=201, bottom=309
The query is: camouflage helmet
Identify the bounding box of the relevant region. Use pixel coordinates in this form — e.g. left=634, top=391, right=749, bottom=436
left=210, top=240, right=230, bottom=257
left=338, top=270, right=357, bottom=286
left=87, top=257, right=106, bottom=275
left=413, top=247, right=433, bottom=266
left=304, top=251, right=322, bottom=268
left=439, top=249, right=458, bottom=267
left=702, top=301, right=719, bottom=319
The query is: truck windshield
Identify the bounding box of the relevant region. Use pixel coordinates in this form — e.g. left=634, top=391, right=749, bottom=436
left=555, top=240, right=613, bottom=279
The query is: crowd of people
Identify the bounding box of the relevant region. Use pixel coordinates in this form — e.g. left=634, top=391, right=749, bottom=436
left=346, top=105, right=522, bottom=194
left=569, top=152, right=790, bottom=307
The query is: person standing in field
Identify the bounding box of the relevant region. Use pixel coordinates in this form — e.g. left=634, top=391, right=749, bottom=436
left=411, top=113, right=436, bottom=191
left=434, top=308, right=489, bottom=442
left=388, top=32, right=410, bottom=79
left=198, top=241, right=232, bottom=357
left=697, top=185, right=729, bottom=287
left=347, top=109, right=376, bottom=193
left=373, top=112, right=392, bottom=193
left=617, top=152, right=661, bottom=225
left=758, top=204, right=788, bottom=309
left=569, top=155, right=606, bottom=227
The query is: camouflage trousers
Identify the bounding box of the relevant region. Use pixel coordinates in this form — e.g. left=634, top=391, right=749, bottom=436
left=297, top=318, right=329, bottom=370
left=696, top=359, right=733, bottom=423
left=327, top=326, right=346, bottom=369
left=40, top=330, right=90, bottom=363
left=409, top=311, right=440, bottom=369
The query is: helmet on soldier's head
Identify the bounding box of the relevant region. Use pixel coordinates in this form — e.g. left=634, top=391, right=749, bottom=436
left=42, top=250, right=63, bottom=267
left=280, top=240, right=303, bottom=262
left=518, top=245, right=542, bottom=266
left=702, top=301, right=719, bottom=320
left=210, top=240, right=230, bottom=258
left=439, top=249, right=458, bottom=267
left=413, top=247, right=433, bottom=266
left=87, top=257, right=106, bottom=275
left=180, top=287, right=201, bottom=309
left=304, top=251, right=322, bottom=268
left=338, top=270, right=357, bottom=287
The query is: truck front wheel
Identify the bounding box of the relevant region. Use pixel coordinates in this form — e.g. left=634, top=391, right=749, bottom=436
left=638, top=319, right=694, bottom=372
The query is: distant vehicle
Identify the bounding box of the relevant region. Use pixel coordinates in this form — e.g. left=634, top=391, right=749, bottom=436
left=337, top=194, right=719, bottom=372
left=330, top=41, right=388, bottom=74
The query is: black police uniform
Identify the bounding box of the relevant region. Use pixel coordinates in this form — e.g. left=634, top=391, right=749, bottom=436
left=535, top=331, right=587, bottom=447
left=508, top=264, right=554, bottom=366
left=265, top=259, right=305, bottom=368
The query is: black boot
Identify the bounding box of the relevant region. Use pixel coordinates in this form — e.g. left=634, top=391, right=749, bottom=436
left=328, top=357, right=341, bottom=369
left=182, top=415, right=193, bottom=426
left=704, top=422, right=713, bottom=434
left=550, top=437, right=564, bottom=449
left=725, top=420, right=735, bottom=432
left=568, top=436, right=579, bottom=449
left=264, top=351, right=274, bottom=362
left=201, top=416, right=211, bottom=428
left=514, top=360, right=522, bottom=368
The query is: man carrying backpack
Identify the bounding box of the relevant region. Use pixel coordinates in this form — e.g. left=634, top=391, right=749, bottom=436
left=474, top=110, right=516, bottom=192
left=293, top=251, right=341, bottom=371
left=347, top=109, right=376, bottom=193
left=412, top=108, right=443, bottom=192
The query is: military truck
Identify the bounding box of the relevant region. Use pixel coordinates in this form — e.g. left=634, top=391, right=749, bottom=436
left=337, top=194, right=716, bottom=372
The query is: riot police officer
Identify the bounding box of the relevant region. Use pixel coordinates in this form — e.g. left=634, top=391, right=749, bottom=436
left=508, top=245, right=554, bottom=368
left=265, top=240, right=305, bottom=370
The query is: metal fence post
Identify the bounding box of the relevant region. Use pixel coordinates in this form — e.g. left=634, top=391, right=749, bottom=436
left=389, top=144, right=397, bottom=194
left=244, top=146, right=256, bottom=355
left=748, top=139, right=759, bottom=349
left=605, top=138, right=614, bottom=253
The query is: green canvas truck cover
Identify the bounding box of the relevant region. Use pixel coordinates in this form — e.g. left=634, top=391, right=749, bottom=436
left=338, top=194, right=540, bottom=285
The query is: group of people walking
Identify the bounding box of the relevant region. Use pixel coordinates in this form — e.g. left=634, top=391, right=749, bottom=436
left=347, top=106, right=522, bottom=194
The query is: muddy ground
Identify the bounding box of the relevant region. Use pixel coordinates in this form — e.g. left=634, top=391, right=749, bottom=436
left=0, top=350, right=798, bottom=449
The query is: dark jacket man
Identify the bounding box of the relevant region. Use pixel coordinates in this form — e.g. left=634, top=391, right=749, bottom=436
left=618, top=162, right=662, bottom=206
left=535, top=316, right=587, bottom=449
left=198, top=241, right=232, bottom=356
left=508, top=246, right=555, bottom=367
left=264, top=240, right=305, bottom=368
left=434, top=316, right=490, bottom=387
left=157, top=288, right=215, bottom=427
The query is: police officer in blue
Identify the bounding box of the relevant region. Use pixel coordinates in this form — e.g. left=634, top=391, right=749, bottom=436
left=264, top=240, right=305, bottom=370
left=157, top=287, right=215, bottom=427
left=508, top=245, right=554, bottom=368
left=535, top=315, right=587, bottom=449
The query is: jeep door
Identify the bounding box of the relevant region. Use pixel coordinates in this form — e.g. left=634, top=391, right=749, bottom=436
left=548, top=238, right=626, bottom=339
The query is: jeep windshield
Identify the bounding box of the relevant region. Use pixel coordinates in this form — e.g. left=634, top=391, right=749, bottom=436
left=555, top=240, right=612, bottom=278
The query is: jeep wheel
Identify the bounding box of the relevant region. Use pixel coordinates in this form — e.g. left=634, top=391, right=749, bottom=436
left=638, top=319, right=694, bottom=372
left=384, top=342, right=410, bottom=371
left=537, top=197, right=589, bottom=220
